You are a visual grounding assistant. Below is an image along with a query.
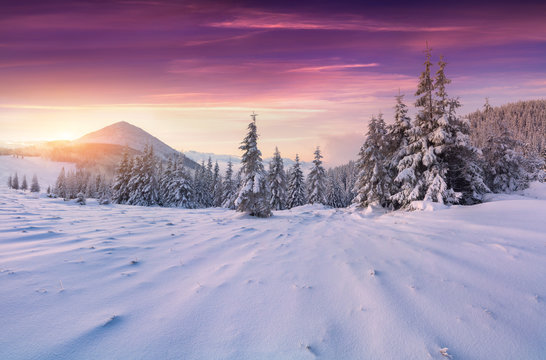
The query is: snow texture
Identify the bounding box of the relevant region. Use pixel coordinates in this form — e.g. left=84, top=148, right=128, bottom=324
left=1, top=177, right=545, bottom=359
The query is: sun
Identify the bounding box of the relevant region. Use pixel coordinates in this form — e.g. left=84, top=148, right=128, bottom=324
left=54, top=131, right=77, bottom=141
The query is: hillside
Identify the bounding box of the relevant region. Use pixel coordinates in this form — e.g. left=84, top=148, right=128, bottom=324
left=0, top=155, right=75, bottom=189
left=74, top=121, right=180, bottom=160
left=467, top=99, right=546, bottom=154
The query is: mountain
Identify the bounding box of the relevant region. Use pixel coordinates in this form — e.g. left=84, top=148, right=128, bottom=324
left=12, top=121, right=198, bottom=174
left=74, top=121, right=180, bottom=160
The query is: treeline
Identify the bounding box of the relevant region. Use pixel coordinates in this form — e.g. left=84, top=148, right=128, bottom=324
left=81, top=141, right=340, bottom=212
left=467, top=99, right=545, bottom=156
left=7, top=173, right=40, bottom=193
left=52, top=168, right=112, bottom=204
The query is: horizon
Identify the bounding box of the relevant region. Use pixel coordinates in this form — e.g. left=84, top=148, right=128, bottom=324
left=1, top=0, right=545, bottom=165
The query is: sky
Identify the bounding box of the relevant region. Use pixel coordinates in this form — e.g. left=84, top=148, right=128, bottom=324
left=1, top=0, right=545, bottom=165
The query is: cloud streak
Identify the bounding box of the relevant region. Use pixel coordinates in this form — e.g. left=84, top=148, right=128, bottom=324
left=287, top=63, right=380, bottom=72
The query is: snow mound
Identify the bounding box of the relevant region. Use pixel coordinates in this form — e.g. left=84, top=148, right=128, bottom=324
left=408, top=200, right=449, bottom=212
left=521, top=181, right=546, bottom=200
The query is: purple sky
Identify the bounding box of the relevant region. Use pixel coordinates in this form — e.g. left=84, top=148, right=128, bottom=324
left=1, top=0, right=545, bottom=164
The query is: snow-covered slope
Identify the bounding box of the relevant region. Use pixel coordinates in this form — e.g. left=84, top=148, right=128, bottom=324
left=0, top=155, right=75, bottom=189
left=74, top=121, right=180, bottom=160
left=1, top=185, right=545, bottom=359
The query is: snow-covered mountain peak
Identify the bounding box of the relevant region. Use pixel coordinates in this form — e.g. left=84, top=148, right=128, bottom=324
left=74, top=121, right=180, bottom=159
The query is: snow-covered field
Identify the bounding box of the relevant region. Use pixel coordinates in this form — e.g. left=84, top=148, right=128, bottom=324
left=1, top=183, right=545, bottom=359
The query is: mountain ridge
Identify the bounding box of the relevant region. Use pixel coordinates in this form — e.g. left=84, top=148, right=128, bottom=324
left=74, top=121, right=179, bottom=159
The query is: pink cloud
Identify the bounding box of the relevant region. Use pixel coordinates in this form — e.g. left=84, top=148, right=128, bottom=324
left=209, top=10, right=471, bottom=33
left=287, top=63, right=380, bottom=72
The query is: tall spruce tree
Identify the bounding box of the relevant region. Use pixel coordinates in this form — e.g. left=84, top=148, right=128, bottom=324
left=391, top=48, right=460, bottom=207
left=168, top=155, right=193, bottom=208
left=268, top=147, right=287, bottom=210
left=112, top=150, right=133, bottom=204
left=7, top=175, right=13, bottom=189
left=201, top=157, right=214, bottom=207
left=54, top=168, right=66, bottom=198
left=12, top=173, right=19, bottom=190
left=212, top=161, right=223, bottom=207
left=325, top=171, right=345, bottom=208
left=222, top=160, right=237, bottom=209
left=193, top=161, right=206, bottom=207
left=385, top=94, right=412, bottom=207
left=235, top=113, right=271, bottom=217
left=159, top=157, right=174, bottom=206
left=30, top=174, right=40, bottom=193
left=22, top=174, right=28, bottom=191
left=286, top=154, right=306, bottom=208
left=97, top=177, right=112, bottom=205
left=482, top=126, right=532, bottom=192
left=435, top=57, right=488, bottom=203
left=127, top=145, right=159, bottom=206
left=307, top=147, right=326, bottom=204
left=353, top=114, right=390, bottom=207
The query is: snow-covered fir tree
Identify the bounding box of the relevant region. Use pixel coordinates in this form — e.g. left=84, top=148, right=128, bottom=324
left=12, top=173, right=19, bottom=190
left=443, top=101, right=490, bottom=203
left=212, top=161, right=223, bottom=207
left=158, top=157, right=174, bottom=206
left=235, top=113, right=271, bottom=217
left=192, top=160, right=206, bottom=207
left=112, top=150, right=133, bottom=204
left=268, top=147, right=287, bottom=210
left=85, top=176, right=95, bottom=198
left=325, top=171, right=345, bottom=208
left=221, top=160, right=237, bottom=209
left=202, top=157, right=214, bottom=207
left=391, top=50, right=460, bottom=207
left=286, top=154, right=306, bottom=208
left=127, top=145, right=160, bottom=206
left=168, top=155, right=194, bottom=208
left=65, top=170, right=77, bottom=200
left=54, top=168, right=66, bottom=199
left=482, top=126, right=533, bottom=192
left=417, top=53, right=459, bottom=204
left=434, top=57, right=488, bottom=203
left=97, top=177, right=112, bottom=205
left=307, top=147, right=326, bottom=205
left=353, top=114, right=390, bottom=207
left=76, top=191, right=86, bottom=205
left=7, top=175, right=13, bottom=189
left=30, top=174, right=40, bottom=193
left=330, top=160, right=357, bottom=206
left=385, top=94, right=412, bottom=206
